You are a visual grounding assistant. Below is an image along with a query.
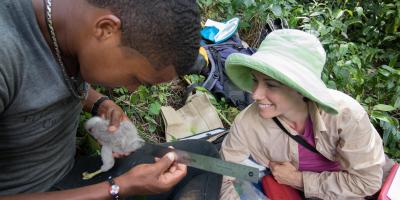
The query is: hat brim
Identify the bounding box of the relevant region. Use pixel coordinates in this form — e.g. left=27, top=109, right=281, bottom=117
left=225, top=53, right=338, bottom=114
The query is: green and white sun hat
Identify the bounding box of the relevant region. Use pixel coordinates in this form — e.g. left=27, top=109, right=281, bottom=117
left=225, top=29, right=338, bottom=114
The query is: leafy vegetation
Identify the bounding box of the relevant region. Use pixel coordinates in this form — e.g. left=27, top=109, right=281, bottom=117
left=79, top=0, right=400, bottom=160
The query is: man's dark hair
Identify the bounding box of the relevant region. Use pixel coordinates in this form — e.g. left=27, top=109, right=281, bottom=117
left=86, top=0, right=201, bottom=76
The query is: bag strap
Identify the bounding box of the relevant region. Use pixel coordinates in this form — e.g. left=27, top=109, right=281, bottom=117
left=272, top=117, right=321, bottom=155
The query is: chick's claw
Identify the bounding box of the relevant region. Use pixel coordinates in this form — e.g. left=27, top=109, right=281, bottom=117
left=82, top=169, right=103, bottom=180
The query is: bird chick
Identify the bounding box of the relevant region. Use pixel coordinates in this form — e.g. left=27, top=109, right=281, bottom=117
left=82, top=116, right=145, bottom=180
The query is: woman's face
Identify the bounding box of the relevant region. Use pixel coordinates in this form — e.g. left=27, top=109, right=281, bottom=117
left=251, top=71, right=305, bottom=119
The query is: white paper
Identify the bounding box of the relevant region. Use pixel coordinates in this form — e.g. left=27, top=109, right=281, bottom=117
left=388, top=166, right=400, bottom=200
left=241, top=158, right=266, bottom=173
left=204, top=19, right=225, bottom=30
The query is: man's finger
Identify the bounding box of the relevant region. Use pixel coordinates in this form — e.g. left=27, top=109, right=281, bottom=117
left=159, top=163, right=187, bottom=187
left=112, top=152, right=122, bottom=158
left=121, top=114, right=130, bottom=121
left=169, top=165, right=177, bottom=173
left=108, top=109, right=119, bottom=132
left=153, top=152, right=176, bottom=174
left=112, top=152, right=130, bottom=158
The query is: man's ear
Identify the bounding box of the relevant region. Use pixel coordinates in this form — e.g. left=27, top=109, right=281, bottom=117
left=94, top=15, right=121, bottom=41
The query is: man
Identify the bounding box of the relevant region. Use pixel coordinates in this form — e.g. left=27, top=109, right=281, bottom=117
left=0, top=0, right=221, bottom=199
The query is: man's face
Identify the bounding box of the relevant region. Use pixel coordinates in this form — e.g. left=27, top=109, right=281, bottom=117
left=71, top=12, right=178, bottom=91
left=77, top=40, right=177, bottom=91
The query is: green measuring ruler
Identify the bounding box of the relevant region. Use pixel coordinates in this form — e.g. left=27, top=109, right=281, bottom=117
left=142, top=143, right=259, bottom=183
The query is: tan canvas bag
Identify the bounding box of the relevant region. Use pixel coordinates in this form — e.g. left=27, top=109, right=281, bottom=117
left=161, top=93, right=224, bottom=142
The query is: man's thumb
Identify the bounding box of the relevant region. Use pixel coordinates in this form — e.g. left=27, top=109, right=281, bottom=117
left=154, top=152, right=176, bottom=172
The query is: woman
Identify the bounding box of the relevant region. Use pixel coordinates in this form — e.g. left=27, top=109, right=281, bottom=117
left=219, top=29, right=393, bottom=199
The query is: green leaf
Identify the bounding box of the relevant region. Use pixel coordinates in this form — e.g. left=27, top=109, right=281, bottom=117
left=383, top=36, right=397, bottom=42
left=243, top=0, right=255, bottom=8
left=344, top=19, right=362, bottom=26
left=371, top=111, right=397, bottom=126
left=130, top=95, right=139, bottom=105
left=373, top=104, right=396, bottom=112
left=352, top=56, right=362, bottom=68
left=327, top=80, right=337, bottom=89
left=389, top=54, right=399, bottom=67
left=355, top=7, right=364, bottom=16
left=335, top=10, right=344, bottom=19
left=271, top=5, right=282, bottom=17
left=378, top=68, right=391, bottom=77
left=395, top=97, right=400, bottom=109
left=339, top=44, right=349, bottom=56
left=144, top=115, right=157, bottom=124
left=380, top=65, right=396, bottom=73
left=386, top=10, right=396, bottom=16
left=148, top=123, right=157, bottom=133
left=310, top=12, right=324, bottom=17
left=148, top=102, right=161, bottom=115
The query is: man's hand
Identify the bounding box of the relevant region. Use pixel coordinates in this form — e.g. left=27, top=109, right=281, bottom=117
left=83, top=87, right=129, bottom=133
left=0, top=152, right=186, bottom=200
left=269, top=161, right=303, bottom=189
left=117, top=152, right=187, bottom=196
left=95, top=99, right=133, bottom=158
left=96, top=99, right=129, bottom=133
left=83, top=88, right=133, bottom=158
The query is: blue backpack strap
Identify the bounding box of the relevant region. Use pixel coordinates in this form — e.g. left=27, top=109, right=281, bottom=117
left=201, top=47, right=219, bottom=90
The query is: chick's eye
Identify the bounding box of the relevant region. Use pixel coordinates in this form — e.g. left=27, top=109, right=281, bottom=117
left=88, top=128, right=93, bottom=132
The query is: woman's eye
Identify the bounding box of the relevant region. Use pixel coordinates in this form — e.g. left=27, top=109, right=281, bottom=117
left=266, top=83, right=278, bottom=88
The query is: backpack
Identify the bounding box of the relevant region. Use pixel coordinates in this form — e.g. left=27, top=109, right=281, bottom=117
left=188, top=34, right=256, bottom=110
left=188, top=17, right=289, bottom=110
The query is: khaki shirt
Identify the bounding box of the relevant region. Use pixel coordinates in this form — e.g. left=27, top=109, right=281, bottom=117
left=220, top=89, right=393, bottom=200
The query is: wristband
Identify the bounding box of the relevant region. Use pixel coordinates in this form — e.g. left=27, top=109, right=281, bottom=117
left=107, top=176, right=120, bottom=200
left=91, top=96, right=110, bottom=116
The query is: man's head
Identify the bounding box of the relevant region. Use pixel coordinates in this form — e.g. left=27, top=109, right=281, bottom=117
left=73, top=0, right=200, bottom=90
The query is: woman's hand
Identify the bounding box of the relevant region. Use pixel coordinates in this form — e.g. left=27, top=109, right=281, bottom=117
left=116, top=152, right=187, bottom=196
left=269, top=161, right=303, bottom=189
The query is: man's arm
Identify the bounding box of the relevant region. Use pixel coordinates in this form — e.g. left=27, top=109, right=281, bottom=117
left=82, top=87, right=129, bottom=132
left=81, top=86, right=106, bottom=113
left=0, top=152, right=186, bottom=200
left=2, top=180, right=113, bottom=200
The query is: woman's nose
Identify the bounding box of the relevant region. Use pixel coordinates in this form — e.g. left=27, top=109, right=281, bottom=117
left=252, top=83, right=264, bottom=100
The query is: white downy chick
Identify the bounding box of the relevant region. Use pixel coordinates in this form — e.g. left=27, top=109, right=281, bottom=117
left=82, top=116, right=145, bottom=180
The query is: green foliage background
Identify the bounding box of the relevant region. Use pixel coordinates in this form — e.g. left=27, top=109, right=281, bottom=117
left=79, top=0, right=400, bottom=160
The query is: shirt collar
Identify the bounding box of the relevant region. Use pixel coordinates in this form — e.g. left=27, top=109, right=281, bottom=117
left=309, top=101, right=328, bottom=134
